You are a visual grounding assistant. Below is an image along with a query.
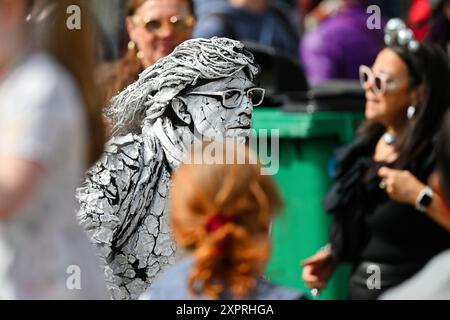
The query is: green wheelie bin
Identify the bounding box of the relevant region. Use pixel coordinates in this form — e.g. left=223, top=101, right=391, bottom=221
left=252, top=107, right=364, bottom=300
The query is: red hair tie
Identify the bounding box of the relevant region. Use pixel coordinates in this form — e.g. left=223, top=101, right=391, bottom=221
left=206, top=213, right=232, bottom=233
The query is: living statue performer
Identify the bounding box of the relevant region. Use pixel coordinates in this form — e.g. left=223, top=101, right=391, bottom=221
left=76, top=37, right=263, bottom=299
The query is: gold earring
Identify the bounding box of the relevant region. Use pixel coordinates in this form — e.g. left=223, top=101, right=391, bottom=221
left=128, top=41, right=144, bottom=60
left=136, top=50, right=145, bottom=60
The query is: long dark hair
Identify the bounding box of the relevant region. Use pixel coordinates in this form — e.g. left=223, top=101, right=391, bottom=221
left=437, top=110, right=450, bottom=203
left=358, top=42, right=450, bottom=175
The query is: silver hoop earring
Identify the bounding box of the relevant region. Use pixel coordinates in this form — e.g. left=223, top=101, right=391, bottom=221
left=407, top=105, right=416, bottom=119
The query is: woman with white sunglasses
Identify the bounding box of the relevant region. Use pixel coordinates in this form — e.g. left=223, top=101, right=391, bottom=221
left=302, top=18, right=450, bottom=300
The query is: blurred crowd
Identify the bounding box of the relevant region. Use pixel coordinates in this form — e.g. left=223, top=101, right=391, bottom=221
left=94, top=0, right=450, bottom=87
left=0, top=0, right=450, bottom=300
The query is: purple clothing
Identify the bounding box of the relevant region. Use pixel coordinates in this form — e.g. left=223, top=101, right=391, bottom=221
left=300, top=6, right=385, bottom=84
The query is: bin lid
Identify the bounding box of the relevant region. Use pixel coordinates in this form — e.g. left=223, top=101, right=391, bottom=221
left=243, top=41, right=309, bottom=107
left=282, top=80, right=366, bottom=112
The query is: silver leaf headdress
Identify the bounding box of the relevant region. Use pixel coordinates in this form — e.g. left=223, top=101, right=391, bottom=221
left=384, top=18, right=420, bottom=53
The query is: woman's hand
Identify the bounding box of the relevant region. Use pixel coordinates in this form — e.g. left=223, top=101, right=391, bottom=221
left=301, top=247, right=336, bottom=293
left=377, top=167, right=425, bottom=206
left=378, top=168, right=450, bottom=231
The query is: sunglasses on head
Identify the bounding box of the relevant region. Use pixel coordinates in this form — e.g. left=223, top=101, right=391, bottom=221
left=359, top=65, right=403, bottom=96
left=132, top=15, right=195, bottom=34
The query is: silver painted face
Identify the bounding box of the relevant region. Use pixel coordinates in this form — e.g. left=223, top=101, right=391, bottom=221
left=182, top=70, right=256, bottom=140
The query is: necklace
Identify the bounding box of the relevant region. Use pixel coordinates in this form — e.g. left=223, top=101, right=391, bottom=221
left=383, top=132, right=397, bottom=145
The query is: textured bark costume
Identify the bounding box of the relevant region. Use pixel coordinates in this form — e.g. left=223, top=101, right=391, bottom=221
left=76, top=37, right=259, bottom=299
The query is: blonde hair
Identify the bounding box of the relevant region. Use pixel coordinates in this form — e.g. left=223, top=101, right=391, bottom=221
left=29, top=0, right=106, bottom=166
left=170, top=143, right=283, bottom=299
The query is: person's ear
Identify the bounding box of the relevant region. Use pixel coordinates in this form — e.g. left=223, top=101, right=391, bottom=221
left=171, top=97, right=192, bottom=124
left=126, top=16, right=137, bottom=41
